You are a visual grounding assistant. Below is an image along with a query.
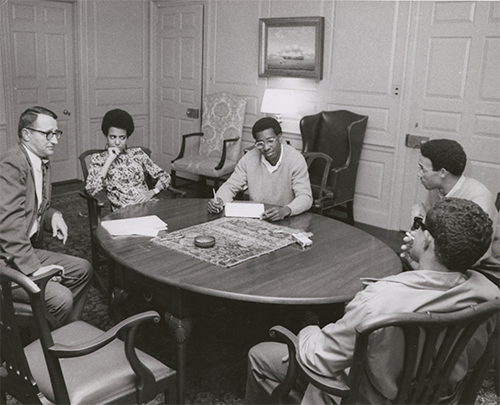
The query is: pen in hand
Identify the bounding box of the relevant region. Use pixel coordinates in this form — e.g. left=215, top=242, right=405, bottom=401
left=212, top=188, right=223, bottom=213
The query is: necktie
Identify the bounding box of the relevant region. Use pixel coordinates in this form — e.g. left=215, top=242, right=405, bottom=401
left=37, top=161, right=49, bottom=234
left=41, top=161, right=48, bottom=202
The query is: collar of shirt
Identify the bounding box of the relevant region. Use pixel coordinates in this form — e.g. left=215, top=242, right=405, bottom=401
left=260, top=144, right=284, bottom=174
left=440, top=174, right=465, bottom=198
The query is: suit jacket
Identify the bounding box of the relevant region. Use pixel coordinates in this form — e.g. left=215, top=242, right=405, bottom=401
left=0, top=142, right=57, bottom=274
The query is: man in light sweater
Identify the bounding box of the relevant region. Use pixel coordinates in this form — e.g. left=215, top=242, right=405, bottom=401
left=207, top=117, right=312, bottom=221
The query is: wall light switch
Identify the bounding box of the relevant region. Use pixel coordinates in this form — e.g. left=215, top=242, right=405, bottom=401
left=405, top=134, right=429, bottom=149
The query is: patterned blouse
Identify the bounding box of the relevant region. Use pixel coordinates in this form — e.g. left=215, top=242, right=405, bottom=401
left=85, top=147, right=171, bottom=209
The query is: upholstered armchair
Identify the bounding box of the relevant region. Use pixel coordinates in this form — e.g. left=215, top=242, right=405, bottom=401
left=171, top=92, right=247, bottom=190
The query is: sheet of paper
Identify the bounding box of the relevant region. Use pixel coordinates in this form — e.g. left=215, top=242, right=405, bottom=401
left=101, top=215, right=167, bottom=237
left=225, top=202, right=265, bottom=218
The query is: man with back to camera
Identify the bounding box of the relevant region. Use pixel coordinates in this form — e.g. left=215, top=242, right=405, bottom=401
left=245, top=198, right=499, bottom=404
left=401, top=138, right=499, bottom=275
left=0, top=106, right=93, bottom=325
left=207, top=117, right=312, bottom=221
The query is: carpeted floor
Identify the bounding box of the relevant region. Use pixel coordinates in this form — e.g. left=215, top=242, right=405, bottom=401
left=7, top=187, right=500, bottom=405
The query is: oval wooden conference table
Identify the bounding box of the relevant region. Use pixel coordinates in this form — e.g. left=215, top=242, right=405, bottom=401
left=95, top=198, right=402, bottom=403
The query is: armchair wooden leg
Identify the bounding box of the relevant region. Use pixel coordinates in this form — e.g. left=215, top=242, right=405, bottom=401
left=171, top=170, right=177, bottom=188
left=0, top=383, right=6, bottom=405
left=164, top=378, right=177, bottom=405
left=346, top=201, right=355, bottom=225
left=90, top=239, right=108, bottom=295
left=494, top=352, right=499, bottom=396
left=200, top=176, right=208, bottom=196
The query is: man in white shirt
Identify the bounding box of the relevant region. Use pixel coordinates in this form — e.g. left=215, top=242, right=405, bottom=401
left=0, top=106, right=93, bottom=325
left=401, top=139, right=498, bottom=276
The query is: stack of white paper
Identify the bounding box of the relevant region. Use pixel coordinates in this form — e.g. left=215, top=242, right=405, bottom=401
left=225, top=202, right=265, bottom=218
left=101, top=215, right=167, bottom=237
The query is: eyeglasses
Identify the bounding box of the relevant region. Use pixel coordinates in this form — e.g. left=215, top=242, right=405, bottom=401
left=417, top=165, right=428, bottom=175
left=412, top=216, right=433, bottom=236
left=27, top=127, right=62, bottom=141
left=255, top=137, right=278, bottom=149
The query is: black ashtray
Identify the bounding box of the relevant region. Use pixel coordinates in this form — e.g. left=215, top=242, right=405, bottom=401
left=194, top=235, right=216, bottom=248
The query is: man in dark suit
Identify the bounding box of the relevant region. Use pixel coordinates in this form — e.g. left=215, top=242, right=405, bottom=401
left=0, top=106, right=92, bottom=325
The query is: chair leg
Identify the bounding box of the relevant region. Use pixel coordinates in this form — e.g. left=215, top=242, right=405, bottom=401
left=495, top=352, right=500, bottom=396
left=200, top=176, right=208, bottom=196
left=0, top=382, right=6, bottom=405
left=90, top=239, right=108, bottom=295
left=346, top=201, right=355, bottom=225
left=164, top=378, right=177, bottom=405
left=171, top=170, right=177, bottom=188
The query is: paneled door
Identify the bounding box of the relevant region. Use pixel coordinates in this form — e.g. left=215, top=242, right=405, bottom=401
left=398, top=1, right=500, bottom=230
left=152, top=3, right=204, bottom=172
left=5, top=0, right=78, bottom=182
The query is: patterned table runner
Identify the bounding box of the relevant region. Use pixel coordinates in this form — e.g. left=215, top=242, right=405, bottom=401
left=151, top=217, right=300, bottom=267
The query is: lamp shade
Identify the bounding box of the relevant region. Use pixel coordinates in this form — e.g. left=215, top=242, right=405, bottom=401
left=261, top=89, right=298, bottom=115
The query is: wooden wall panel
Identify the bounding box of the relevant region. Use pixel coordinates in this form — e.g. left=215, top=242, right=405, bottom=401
left=87, top=0, right=149, bottom=119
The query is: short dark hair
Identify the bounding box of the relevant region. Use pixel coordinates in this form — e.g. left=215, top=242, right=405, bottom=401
left=425, top=198, right=493, bottom=272
left=101, top=109, right=135, bottom=137
left=420, top=139, right=466, bottom=176
left=252, top=117, right=282, bottom=139
left=18, top=106, right=58, bottom=138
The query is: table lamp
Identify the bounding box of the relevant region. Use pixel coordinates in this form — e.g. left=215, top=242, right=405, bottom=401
left=260, top=88, right=298, bottom=124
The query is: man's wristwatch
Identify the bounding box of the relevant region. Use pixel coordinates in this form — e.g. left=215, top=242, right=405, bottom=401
left=153, top=188, right=160, bottom=195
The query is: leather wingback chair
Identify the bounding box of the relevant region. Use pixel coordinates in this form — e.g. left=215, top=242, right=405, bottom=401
left=300, top=110, right=368, bottom=224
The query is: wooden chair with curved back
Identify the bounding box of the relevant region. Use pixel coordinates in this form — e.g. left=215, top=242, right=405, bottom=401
left=0, top=253, right=61, bottom=338
left=300, top=110, right=368, bottom=224
left=0, top=264, right=177, bottom=405
left=270, top=299, right=500, bottom=405
left=302, top=151, right=333, bottom=211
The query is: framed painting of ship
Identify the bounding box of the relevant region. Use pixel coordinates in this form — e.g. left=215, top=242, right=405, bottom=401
left=259, top=17, right=324, bottom=80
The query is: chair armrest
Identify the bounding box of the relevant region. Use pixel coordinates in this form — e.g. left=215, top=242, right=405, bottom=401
left=50, top=310, right=161, bottom=403
left=29, top=268, right=64, bottom=331
left=79, top=190, right=106, bottom=208
left=49, top=310, right=160, bottom=357
left=79, top=190, right=106, bottom=231
left=0, top=263, right=62, bottom=292
left=244, top=145, right=255, bottom=154
left=167, top=185, right=187, bottom=198
left=172, top=132, right=204, bottom=162
left=215, top=137, right=239, bottom=170
left=269, top=325, right=351, bottom=401
left=0, top=253, right=15, bottom=267
left=30, top=267, right=63, bottom=286
left=269, top=325, right=301, bottom=404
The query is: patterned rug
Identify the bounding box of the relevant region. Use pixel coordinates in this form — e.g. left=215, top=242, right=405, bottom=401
left=7, top=191, right=500, bottom=405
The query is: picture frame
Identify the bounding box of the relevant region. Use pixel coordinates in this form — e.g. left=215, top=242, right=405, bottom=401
left=259, top=16, right=324, bottom=80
